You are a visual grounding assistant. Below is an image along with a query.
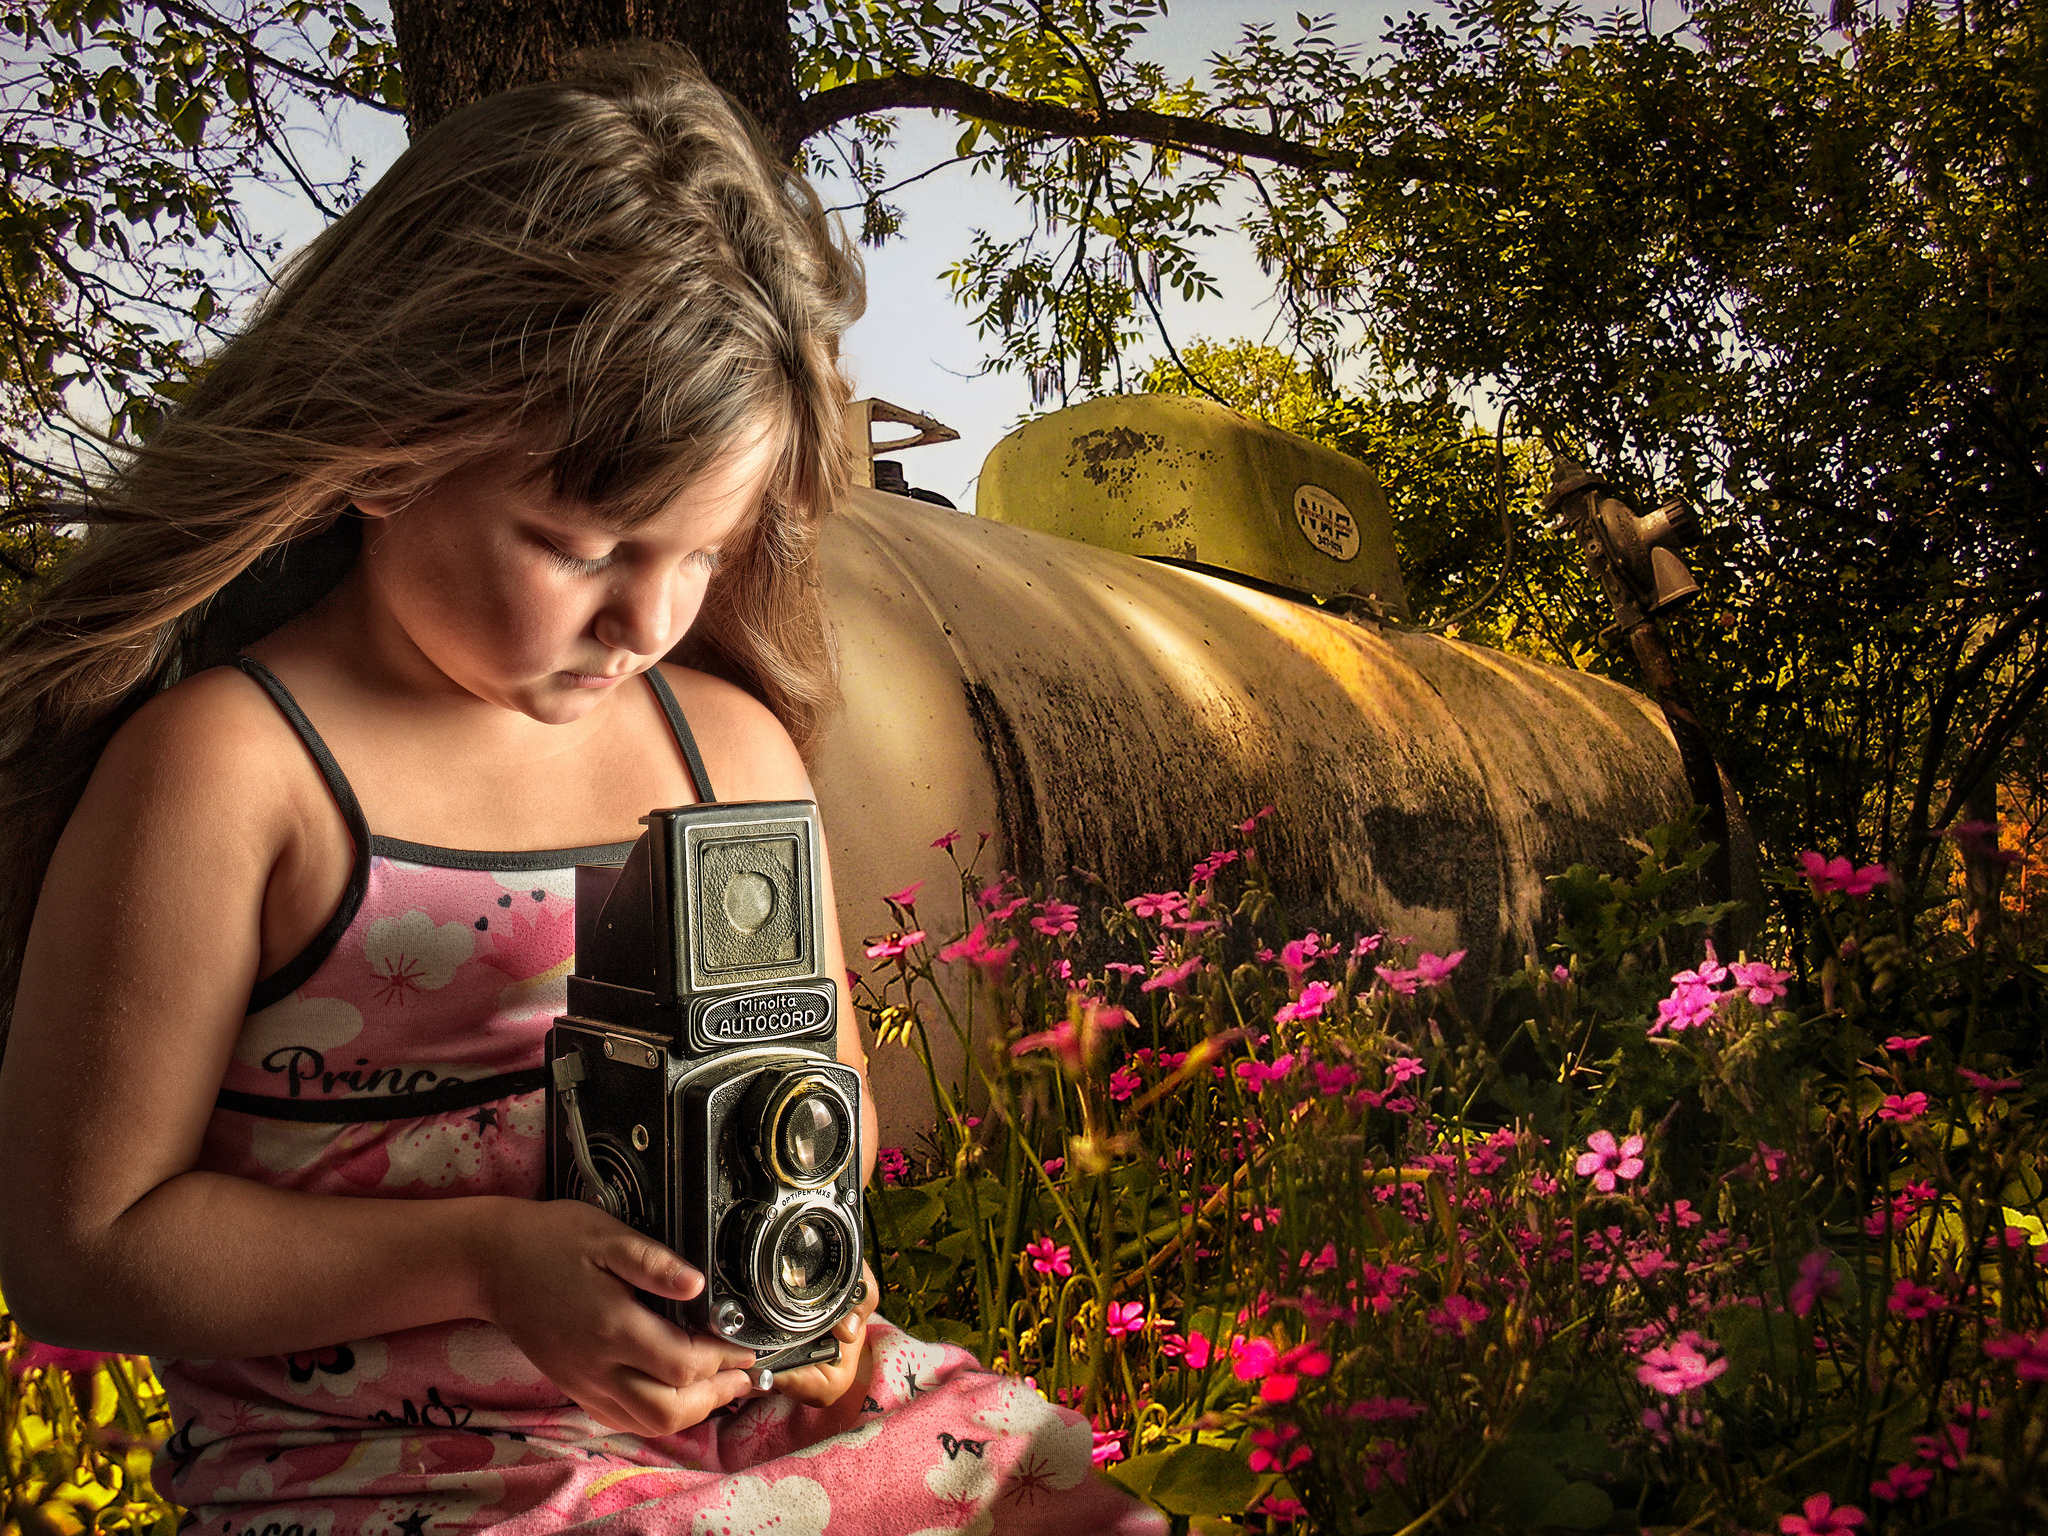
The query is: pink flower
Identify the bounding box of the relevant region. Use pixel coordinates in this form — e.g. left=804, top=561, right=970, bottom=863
left=1799, top=850, right=1889, bottom=898
left=1374, top=963, right=1421, bottom=996
left=1883, top=1035, right=1931, bottom=1056
left=1346, top=1396, right=1425, bottom=1423
left=1312, top=1061, right=1358, bottom=1096
left=1385, top=1056, right=1426, bottom=1086
left=1024, top=1237, right=1073, bottom=1277
left=1985, top=1328, right=2048, bottom=1381
left=1653, top=976, right=1720, bottom=1035
left=1959, top=1067, right=2022, bottom=1101
left=1235, top=1054, right=1296, bottom=1092
left=1355, top=1262, right=1416, bottom=1313
left=863, top=930, right=925, bottom=960
left=938, top=922, right=1018, bottom=977
left=1140, top=954, right=1203, bottom=994
left=1663, top=1199, right=1703, bottom=1228
left=1248, top=1424, right=1312, bottom=1473
left=1090, top=1430, right=1124, bottom=1467
left=1107, top=1065, right=1141, bottom=1102
left=1946, top=819, right=2022, bottom=866
left=1887, top=1279, right=1944, bottom=1319
left=1257, top=1496, right=1305, bottom=1524
left=1574, top=1129, right=1646, bottom=1192
left=1191, top=848, right=1240, bottom=883
left=1126, top=890, right=1188, bottom=922
left=1413, top=949, right=1466, bottom=987
left=1754, top=1142, right=1787, bottom=1182
left=1728, top=959, right=1791, bottom=1006
left=1636, top=1332, right=1729, bottom=1395
left=1160, top=1327, right=1213, bottom=1369
left=1105, top=1301, right=1146, bottom=1338
left=1913, top=1423, right=1968, bottom=1469
left=885, top=879, right=926, bottom=908
left=1275, top=979, right=1339, bottom=1024
left=1789, top=1250, right=1842, bottom=1317
left=1235, top=804, right=1277, bottom=834
left=1278, top=935, right=1323, bottom=983
left=877, top=1146, right=910, bottom=1185
left=1869, top=1464, right=1933, bottom=1502
left=931, top=829, right=961, bottom=851
left=1429, top=1295, right=1490, bottom=1334
left=1031, top=900, right=1079, bottom=937
left=1780, top=1492, right=1866, bottom=1534
left=1876, top=1092, right=1928, bottom=1125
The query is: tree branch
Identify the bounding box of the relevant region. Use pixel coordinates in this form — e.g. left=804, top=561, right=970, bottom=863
left=790, top=74, right=1454, bottom=184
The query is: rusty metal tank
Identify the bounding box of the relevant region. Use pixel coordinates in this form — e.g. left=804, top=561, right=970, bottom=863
left=810, top=396, right=1691, bottom=1140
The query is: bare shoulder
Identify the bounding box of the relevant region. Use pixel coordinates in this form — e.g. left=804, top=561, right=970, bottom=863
left=90, top=665, right=306, bottom=842
left=656, top=664, right=811, bottom=804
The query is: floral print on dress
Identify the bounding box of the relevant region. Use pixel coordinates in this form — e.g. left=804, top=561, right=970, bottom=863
left=163, top=851, right=1160, bottom=1536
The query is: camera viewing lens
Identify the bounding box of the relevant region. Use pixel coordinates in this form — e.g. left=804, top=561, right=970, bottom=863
left=758, top=1074, right=854, bottom=1188
left=775, top=1214, right=844, bottom=1302
left=781, top=1092, right=846, bottom=1178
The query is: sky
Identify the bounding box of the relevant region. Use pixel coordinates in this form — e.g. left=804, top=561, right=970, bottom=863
left=262, top=2, right=1388, bottom=510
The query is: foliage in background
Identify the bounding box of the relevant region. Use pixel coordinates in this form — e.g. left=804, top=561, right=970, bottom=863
left=0, top=1319, right=172, bottom=1535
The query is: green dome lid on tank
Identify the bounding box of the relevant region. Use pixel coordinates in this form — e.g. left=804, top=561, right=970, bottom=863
left=974, top=393, right=1412, bottom=620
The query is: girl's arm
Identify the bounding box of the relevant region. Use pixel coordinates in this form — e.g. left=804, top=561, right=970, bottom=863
left=0, top=671, right=758, bottom=1435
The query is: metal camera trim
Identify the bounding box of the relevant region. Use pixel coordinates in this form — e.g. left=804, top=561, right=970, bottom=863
left=726, top=1194, right=861, bottom=1335
left=757, top=1071, right=856, bottom=1190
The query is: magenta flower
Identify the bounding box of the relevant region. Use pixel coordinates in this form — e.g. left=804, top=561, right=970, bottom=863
left=1090, top=1430, right=1124, bottom=1467
left=1985, top=1328, right=2048, bottom=1381
left=7, top=1338, right=119, bottom=1378
left=1789, top=1249, right=1842, bottom=1317
left=1959, top=1067, right=2022, bottom=1101
left=1780, top=1492, right=1866, bottom=1534
left=1356, top=1262, right=1417, bottom=1313
left=1728, top=959, right=1791, bottom=1006
left=1235, top=804, right=1277, bottom=834
left=1024, top=1237, right=1073, bottom=1277
left=931, top=829, right=961, bottom=851
left=1278, top=935, right=1323, bottom=983
left=1104, top=1301, right=1146, bottom=1338
left=1413, top=949, right=1467, bottom=987
left=1883, top=1034, right=1931, bottom=1056
left=1275, top=979, right=1338, bottom=1024
left=1876, top=1092, right=1928, bottom=1125
left=1574, top=1129, right=1646, bottom=1192
left=1385, top=1056, right=1426, bottom=1086
left=1428, top=1295, right=1490, bottom=1334
left=1159, top=1327, right=1212, bottom=1369
left=863, top=930, right=925, bottom=960
left=1235, top=1054, right=1296, bottom=1092
left=1636, top=1332, right=1729, bottom=1395
left=1140, top=954, right=1204, bottom=994
left=1869, top=1464, right=1933, bottom=1502
left=938, top=922, right=1018, bottom=978
left=1107, top=1065, right=1141, bottom=1103
left=885, top=879, right=926, bottom=908
left=1373, top=963, right=1421, bottom=996
left=1125, top=890, right=1188, bottom=922
left=1191, top=848, right=1240, bottom=883
left=877, top=1146, right=910, bottom=1185
left=1652, top=976, right=1720, bottom=1035
left=1031, top=900, right=1079, bottom=937
left=1886, top=1279, right=1944, bottom=1319
left=1248, top=1424, right=1312, bottom=1474
left=1799, top=850, right=1889, bottom=898
left=1312, top=1061, right=1358, bottom=1096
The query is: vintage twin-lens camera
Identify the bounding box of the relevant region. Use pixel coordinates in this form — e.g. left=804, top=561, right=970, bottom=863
left=545, top=801, right=863, bottom=1375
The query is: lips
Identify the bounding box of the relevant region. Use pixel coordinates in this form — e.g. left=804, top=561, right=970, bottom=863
left=563, top=670, right=631, bottom=689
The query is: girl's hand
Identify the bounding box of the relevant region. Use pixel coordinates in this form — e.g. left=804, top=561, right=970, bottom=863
left=474, top=1197, right=759, bottom=1437
left=768, top=1262, right=880, bottom=1411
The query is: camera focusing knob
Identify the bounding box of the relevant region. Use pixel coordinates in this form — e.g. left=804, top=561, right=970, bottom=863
left=718, top=1303, right=747, bottom=1336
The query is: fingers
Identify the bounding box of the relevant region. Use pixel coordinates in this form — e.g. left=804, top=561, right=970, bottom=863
left=585, top=1364, right=760, bottom=1438
left=600, top=1230, right=706, bottom=1302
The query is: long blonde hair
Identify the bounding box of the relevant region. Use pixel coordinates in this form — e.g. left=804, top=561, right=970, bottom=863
left=0, top=43, right=864, bottom=1037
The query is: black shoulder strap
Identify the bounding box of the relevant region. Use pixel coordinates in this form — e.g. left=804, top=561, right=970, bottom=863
left=234, top=656, right=374, bottom=1012
left=645, top=667, right=716, bottom=804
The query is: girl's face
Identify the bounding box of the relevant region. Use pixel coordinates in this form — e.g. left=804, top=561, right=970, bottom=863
left=355, top=432, right=777, bottom=724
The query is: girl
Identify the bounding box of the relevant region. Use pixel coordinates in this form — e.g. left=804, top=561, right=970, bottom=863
left=0, top=45, right=1157, bottom=1536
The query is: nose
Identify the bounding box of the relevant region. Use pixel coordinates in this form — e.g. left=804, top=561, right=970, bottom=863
left=593, top=565, right=701, bottom=657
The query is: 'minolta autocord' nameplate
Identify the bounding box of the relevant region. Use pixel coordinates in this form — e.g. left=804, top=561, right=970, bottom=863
left=688, top=985, right=836, bottom=1053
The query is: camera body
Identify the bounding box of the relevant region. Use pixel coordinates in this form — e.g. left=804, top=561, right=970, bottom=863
left=545, top=801, right=862, bottom=1374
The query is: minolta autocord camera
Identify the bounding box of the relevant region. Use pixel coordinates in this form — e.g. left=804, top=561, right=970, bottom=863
left=546, top=801, right=862, bottom=1374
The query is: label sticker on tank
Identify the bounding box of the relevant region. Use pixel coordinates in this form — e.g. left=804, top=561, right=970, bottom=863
left=1294, top=484, right=1359, bottom=561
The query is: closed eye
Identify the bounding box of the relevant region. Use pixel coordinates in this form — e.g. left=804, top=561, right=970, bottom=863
left=543, top=544, right=612, bottom=576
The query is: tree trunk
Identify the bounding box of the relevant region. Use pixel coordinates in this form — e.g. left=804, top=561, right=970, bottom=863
left=387, top=0, right=804, bottom=158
